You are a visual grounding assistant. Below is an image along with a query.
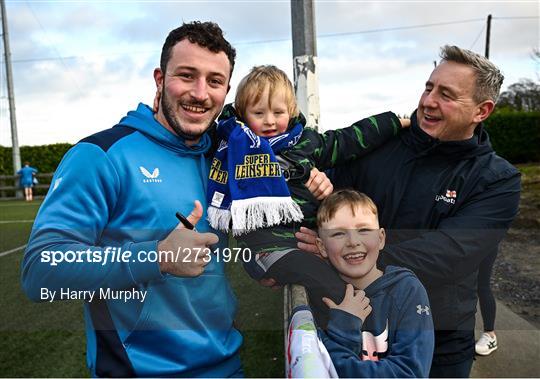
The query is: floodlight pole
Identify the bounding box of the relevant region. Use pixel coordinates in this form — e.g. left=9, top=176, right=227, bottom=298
left=291, top=0, right=320, bottom=131
left=1, top=0, right=22, bottom=182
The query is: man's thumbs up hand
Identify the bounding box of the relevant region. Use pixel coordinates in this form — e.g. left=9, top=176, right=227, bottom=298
left=158, top=201, right=219, bottom=277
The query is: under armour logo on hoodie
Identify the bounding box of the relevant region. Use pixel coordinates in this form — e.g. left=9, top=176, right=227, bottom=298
left=417, top=305, right=430, bottom=315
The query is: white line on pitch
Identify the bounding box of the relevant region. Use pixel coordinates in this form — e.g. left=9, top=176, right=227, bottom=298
left=0, top=244, right=27, bottom=258
left=0, top=203, right=41, bottom=207
left=0, top=220, right=34, bottom=224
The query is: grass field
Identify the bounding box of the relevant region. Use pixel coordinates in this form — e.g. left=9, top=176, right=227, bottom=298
left=0, top=200, right=284, bottom=377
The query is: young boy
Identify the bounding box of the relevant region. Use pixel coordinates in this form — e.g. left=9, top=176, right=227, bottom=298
left=316, top=189, right=434, bottom=377
left=207, top=65, right=407, bottom=326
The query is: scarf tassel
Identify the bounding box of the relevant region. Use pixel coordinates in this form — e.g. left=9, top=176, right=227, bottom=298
left=231, top=197, right=303, bottom=236
left=207, top=207, right=233, bottom=233
left=209, top=197, right=303, bottom=236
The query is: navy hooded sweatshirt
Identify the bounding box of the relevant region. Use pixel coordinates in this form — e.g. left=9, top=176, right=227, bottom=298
left=320, top=265, right=434, bottom=377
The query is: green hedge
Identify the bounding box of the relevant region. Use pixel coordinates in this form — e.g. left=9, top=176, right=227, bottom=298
left=484, top=110, right=540, bottom=163
left=0, top=143, right=72, bottom=175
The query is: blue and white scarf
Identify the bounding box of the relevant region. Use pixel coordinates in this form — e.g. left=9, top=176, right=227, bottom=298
left=207, top=112, right=304, bottom=236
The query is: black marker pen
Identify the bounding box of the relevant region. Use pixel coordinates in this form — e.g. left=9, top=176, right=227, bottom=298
left=176, top=212, right=196, bottom=231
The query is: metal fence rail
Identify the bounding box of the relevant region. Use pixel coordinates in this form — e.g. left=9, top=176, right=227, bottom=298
left=0, top=173, right=53, bottom=199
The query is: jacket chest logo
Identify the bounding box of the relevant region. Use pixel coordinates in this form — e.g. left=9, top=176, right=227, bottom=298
left=435, top=189, right=457, bottom=204
left=139, top=166, right=162, bottom=183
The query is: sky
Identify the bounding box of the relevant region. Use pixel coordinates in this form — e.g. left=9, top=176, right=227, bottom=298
left=1, top=0, right=538, bottom=146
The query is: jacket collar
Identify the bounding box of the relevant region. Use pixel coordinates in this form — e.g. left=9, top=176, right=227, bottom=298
left=402, top=109, right=493, bottom=159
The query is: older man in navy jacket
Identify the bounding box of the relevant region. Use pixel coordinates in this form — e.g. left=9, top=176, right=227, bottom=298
left=299, top=45, right=520, bottom=378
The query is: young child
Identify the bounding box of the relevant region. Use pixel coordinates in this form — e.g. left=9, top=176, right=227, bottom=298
left=207, top=65, right=407, bottom=326
left=316, top=189, right=434, bottom=377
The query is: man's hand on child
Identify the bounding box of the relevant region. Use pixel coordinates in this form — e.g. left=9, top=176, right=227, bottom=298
left=399, top=118, right=411, bottom=128
left=322, top=284, right=372, bottom=323
left=305, top=168, right=333, bottom=200
left=295, top=226, right=325, bottom=258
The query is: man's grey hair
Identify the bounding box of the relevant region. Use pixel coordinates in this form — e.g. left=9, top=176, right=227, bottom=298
left=440, top=45, right=504, bottom=103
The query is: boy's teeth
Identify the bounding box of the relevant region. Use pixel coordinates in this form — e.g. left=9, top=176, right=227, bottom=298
left=345, top=253, right=366, bottom=260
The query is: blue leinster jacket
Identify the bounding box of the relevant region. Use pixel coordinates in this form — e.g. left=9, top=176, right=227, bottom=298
left=21, top=103, right=243, bottom=377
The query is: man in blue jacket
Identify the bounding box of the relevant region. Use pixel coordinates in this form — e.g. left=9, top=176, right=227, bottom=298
left=21, top=22, right=242, bottom=377
left=299, top=46, right=520, bottom=377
